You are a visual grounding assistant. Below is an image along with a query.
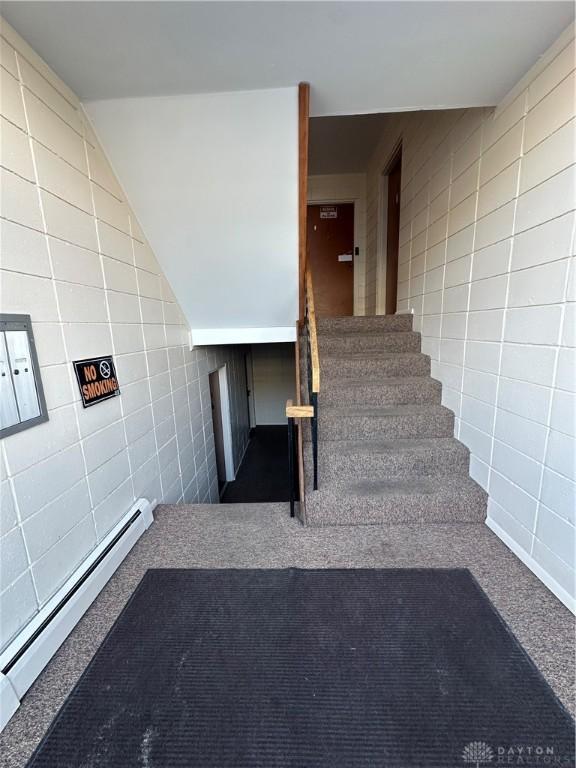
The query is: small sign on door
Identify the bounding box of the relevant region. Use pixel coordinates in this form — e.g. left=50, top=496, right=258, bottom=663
left=74, top=356, right=120, bottom=407
left=320, top=206, right=338, bottom=219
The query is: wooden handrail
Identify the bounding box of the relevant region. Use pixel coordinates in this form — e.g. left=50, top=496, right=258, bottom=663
left=306, top=267, right=320, bottom=394
left=286, top=267, right=321, bottom=515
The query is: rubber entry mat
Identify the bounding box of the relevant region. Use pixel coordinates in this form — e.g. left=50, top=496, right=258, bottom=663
left=27, top=569, right=575, bottom=767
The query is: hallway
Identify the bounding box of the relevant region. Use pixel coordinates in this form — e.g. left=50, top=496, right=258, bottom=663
left=221, top=427, right=289, bottom=503
left=1, top=504, right=573, bottom=767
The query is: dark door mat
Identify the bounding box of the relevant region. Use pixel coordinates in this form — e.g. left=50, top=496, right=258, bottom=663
left=27, top=569, right=575, bottom=767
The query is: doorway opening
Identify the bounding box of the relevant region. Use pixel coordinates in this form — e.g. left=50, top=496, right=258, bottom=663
left=307, top=202, right=355, bottom=317
left=383, top=146, right=402, bottom=314
left=221, top=343, right=294, bottom=503
left=208, top=365, right=234, bottom=497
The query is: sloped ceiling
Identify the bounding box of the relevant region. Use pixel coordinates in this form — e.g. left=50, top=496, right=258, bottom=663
left=2, top=1, right=574, bottom=116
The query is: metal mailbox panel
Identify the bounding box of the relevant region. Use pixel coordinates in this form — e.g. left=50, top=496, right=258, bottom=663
left=5, top=330, right=42, bottom=422
left=0, top=315, right=48, bottom=439
left=0, top=332, right=19, bottom=431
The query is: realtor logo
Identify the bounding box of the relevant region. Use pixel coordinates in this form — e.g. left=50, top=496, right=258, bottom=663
left=462, top=741, right=494, bottom=766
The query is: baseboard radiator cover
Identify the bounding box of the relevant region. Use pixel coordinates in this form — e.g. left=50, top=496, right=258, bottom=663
left=0, top=498, right=155, bottom=732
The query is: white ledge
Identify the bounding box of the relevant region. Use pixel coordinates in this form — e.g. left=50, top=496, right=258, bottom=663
left=191, top=326, right=296, bottom=346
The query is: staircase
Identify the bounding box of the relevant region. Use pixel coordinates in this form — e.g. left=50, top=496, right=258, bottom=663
left=300, top=314, right=487, bottom=527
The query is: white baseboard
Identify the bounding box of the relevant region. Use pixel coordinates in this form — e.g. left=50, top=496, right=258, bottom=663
left=0, top=674, right=19, bottom=730
left=486, top=517, right=575, bottom=614
left=0, top=498, right=154, bottom=732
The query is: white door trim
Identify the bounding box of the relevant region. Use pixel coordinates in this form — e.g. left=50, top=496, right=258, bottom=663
left=376, top=142, right=403, bottom=315
left=217, top=365, right=235, bottom=481
left=245, top=349, right=256, bottom=429
left=376, top=173, right=389, bottom=315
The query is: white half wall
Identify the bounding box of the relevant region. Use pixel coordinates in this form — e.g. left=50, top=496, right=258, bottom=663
left=193, top=327, right=296, bottom=346
left=85, top=88, right=299, bottom=344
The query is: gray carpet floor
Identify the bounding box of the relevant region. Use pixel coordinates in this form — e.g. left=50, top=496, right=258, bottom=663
left=1, top=503, right=574, bottom=767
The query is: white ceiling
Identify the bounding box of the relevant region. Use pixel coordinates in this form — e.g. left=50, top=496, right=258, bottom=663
left=2, top=2, right=574, bottom=116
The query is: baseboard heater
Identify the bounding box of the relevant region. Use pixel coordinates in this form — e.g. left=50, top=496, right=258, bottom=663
left=0, top=498, right=155, bottom=732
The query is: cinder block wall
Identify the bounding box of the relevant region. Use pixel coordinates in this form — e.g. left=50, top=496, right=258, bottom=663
left=0, top=21, right=250, bottom=651
left=364, top=26, right=575, bottom=606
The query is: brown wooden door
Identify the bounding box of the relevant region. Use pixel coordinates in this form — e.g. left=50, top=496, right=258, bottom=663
left=307, top=203, right=354, bottom=317
left=386, top=153, right=402, bottom=314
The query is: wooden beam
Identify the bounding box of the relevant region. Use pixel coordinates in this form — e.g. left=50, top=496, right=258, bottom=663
left=298, top=82, right=310, bottom=322
left=286, top=399, right=314, bottom=419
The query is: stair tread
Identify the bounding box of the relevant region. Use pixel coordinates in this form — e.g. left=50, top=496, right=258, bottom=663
left=321, top=350, right=427, bottom=359
left=320, top=403, right=450, bottom=417
left=322, top=376, right=437, bottom=389
left=317, top=315, right=412, bottom=328
left=318, top=330, right=418, bottom=339
left=316, top=436, right=468, bottom=455
left=322, top=475, right=485, bottom=499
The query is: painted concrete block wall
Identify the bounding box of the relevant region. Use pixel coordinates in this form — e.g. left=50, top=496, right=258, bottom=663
left=308, top=173, right=368, bottom=315
left=0, top=22, right=249, bottom=652
left=84, top=88, right=299, bottom=345
left=364, top=25, right=575, bottom=608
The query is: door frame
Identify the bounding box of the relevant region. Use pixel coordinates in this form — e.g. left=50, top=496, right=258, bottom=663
left=210, top=364, right=235, bottom=482
left=376, top=142, right=403, bottom=315
left=244, top=349, right=256, bottom=429
left=306, top=199, right=358, bottom=314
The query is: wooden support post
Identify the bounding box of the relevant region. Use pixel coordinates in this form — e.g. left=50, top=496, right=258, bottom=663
left=298, top=82, right=310, bottom=323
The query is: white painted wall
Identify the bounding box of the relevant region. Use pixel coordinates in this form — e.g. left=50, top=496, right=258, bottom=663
left=365, top=25, right=575, bottom=610
left=251, top=344, right=296, bottom=425
left=0, top=21, right=250, bottom=653
left=308, top=173, right=367, bottom=316
left=84, top=88, right=299, bottom=345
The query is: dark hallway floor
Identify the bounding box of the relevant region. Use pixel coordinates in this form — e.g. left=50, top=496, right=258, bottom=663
left=221, top=426, right=289, bottom=503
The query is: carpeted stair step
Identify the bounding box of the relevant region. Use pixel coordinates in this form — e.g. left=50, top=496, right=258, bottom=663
left=317, top=351, right=431, bottom=379
left=305, top=437, right=470, bottom=485
left=304, top=475, right=488, bottom=526
left=317, top=314, right=413, bottom=334
left=303, top=404, right=454, bottom=441
left=297, top=312, right=487, bottom=527
left=318, top=330, right=421, bottom=354
left=320, top=376, right=441, bottom=406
